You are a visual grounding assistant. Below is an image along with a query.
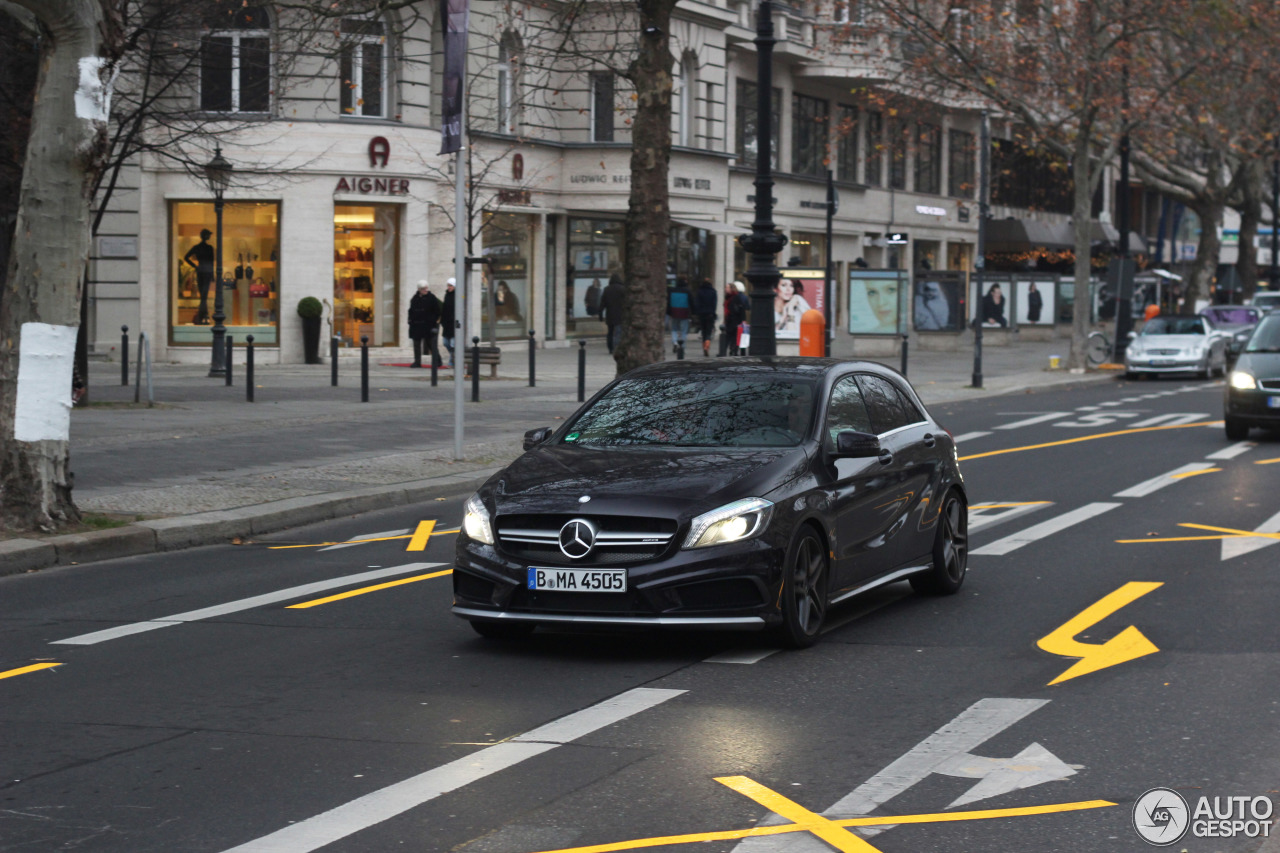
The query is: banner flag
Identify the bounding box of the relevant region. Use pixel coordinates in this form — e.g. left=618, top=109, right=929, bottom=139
left=440, top=0, right=469, bottom=154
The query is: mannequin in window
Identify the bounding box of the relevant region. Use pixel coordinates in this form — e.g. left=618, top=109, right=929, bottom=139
left=183, top=229, right=215, bottom=324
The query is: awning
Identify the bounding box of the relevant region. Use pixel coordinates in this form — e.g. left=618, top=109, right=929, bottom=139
left=670, top=216, right=746, bottom=236
left=985, top=218, right=1075, bottom=252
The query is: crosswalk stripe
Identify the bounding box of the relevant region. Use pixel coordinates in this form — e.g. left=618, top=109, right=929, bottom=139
left=951, top=431, right=993, bottom=443
left=971, top=503, right=1121, bottom=556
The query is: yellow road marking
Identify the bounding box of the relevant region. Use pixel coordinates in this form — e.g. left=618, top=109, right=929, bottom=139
left=971, top=501, right=1052, bottom=509
left=526, top=799, right=1116, bottom=853
left=1180, top=523, right=1280, bottom=541
left=958, top=421, right=1221, bottom=462
left=286, top=569, right=452, bottom=609
left=1169, top=468, right=1220, bottom=479
left=1255, top=457, right=1280, bottom=465
left=1037, top=582, right=1163, bottom=685
left=717, top=776, right=883, bottom=852
left=1117, top=535, right=1248, bottom=543
left=267, top=528, right=458, bottom=550
left=406, top=520, right=437, bottom=551
left=0, top=662, right=62, bottom=680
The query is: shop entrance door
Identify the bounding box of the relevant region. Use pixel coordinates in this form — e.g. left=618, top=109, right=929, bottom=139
left=334, top=205, right=400, bottom=346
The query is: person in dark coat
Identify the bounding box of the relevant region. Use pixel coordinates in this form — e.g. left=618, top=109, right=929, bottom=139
left=407, top=279, right=443, bottom=367
left=600, top=273, right=626, bottom=353
left=725, top=280, right=748, bottom=355
left=694, top=278, right=718, bottom=356
left=441, top=277, right=456, bottom=366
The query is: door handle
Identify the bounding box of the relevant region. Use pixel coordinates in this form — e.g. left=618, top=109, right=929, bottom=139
left=923, top=433, right=936, bottom=447
left=878, top=450, right=894, bottom=465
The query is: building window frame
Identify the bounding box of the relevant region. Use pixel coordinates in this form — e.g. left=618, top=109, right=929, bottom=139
left=888, top=117, right=909, bottom=190
left=836, top=104, right=858, bottom=182
left=791, top=92, right=829, bottom=177
left=339, top=17, right=387, bottom=118
left=948, top=128, right=975, bottom=198
left=497, top=31, right=521, bottom=134
left=590, top=72, right=615, bottom=142
left=736, top=78, right=780, bottom=169
left=864, top=110, right=883, bottom=187
left=200, top=6, right=272, bottom=114
left=915, top=122, right=942, bottom=195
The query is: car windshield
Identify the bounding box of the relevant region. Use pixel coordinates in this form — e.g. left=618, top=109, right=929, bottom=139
left=1253, top=294, right=1280, bottom=307
left=1143, top=317, right=1207, bottom=336
left=1203, top=308, right=1258, bottom=324
left=1245, top=317, right=1280, bottom=352
left=563, top=375, right=817, bottom=447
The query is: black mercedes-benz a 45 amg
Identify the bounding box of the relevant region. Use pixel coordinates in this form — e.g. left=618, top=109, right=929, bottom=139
left=452, top=358, right=968, bottom=648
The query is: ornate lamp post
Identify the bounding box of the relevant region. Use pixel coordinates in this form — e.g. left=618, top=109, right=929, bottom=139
left=204, top=147, right=233, bottom=377
left=736, top=0, right=787, bottom=356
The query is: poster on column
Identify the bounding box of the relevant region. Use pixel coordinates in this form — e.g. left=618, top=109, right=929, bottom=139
left=776, top=269, right=826, bottom=340
left=848, top=271, right=906, bottom=335
left=974, top=279, right=1011, bottom=329
left=1014, top=279, right=1055, bottom=325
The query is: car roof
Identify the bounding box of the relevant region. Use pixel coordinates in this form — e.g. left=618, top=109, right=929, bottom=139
left=619, top=357, right=902, bottom=382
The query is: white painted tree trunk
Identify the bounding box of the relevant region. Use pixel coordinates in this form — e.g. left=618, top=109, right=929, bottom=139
left=0, top=0, right=113, bottom=532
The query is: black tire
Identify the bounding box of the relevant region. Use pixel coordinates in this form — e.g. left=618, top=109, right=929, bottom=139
left=910, top=490, right=968, bottom=596
left=1225, top=418, right=1249, bottom=441
left=470, top=620, right=536, bottom=640
left=775, top=528, right=828, bottom=649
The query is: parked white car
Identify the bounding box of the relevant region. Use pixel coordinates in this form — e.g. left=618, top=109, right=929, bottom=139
left=1125, top=314, right=1229, bottom=379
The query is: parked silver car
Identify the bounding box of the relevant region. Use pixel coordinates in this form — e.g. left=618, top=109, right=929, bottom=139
left=1125, top=314, right=1229, bottom=379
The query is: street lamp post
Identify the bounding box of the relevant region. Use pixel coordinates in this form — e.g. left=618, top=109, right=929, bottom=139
left=1271, top=147, right=1279, bottom=292
left=204, top=147, right=233, bottom=377
left=736, top=0, right=787, bottom=357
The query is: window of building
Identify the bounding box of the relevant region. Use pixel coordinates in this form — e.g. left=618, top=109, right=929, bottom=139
left=836, top=105, right=858, bottom=182
left=171, top=201, right=280, bottom=345
left=948, top=128, right=975, bottom=197
left=497, top=32, right=521, bottom=134
left=568, top=218, right=625, bottom=337
left=333, top=205, right=400, bottom=347
left=791, top=94, right=829, bottom=177
left=889, top=118, right=909, bottom=190
left=590, top=73, right=614, bottom=142
left=481, top=212, right=536, bottom=339
left=864, top=110, right=883, bottom=186
left=339, top=17, right=386, bottom=118
left=678, top=54, right=697, bottom=147
left=201, top=6, right=271, bottom=113
left=915, top=122, right=941, bottom=195
left=736, top=79, right=780, bottom=168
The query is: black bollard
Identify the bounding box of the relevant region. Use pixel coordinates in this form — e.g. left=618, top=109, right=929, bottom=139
left=430, top=346, right=439, bottom=387
left=528, top=330, right=537, bottom=387
left=360, top=335, right=369, bottom=402
left=718, top=324, right=728, bottom=357
left=225, top=336, right=234, bottom=386
left=121, top=325, right=129, bottom=386
left=900, top=334, right=909, bottom=377
left=471, top=337, right=480, bottom=403
left=330, top=336, right=339, bottom=387
left=577, top=340, right=586, bottom=402
left=246, top=336, right=255, bottom=402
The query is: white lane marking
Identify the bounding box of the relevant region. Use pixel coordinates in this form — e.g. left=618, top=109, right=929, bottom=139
left=1076, top=405, right=1101, bottom=411
left=1206, top=441, right=1256, bottom=460
left=733, top=699, right=1069, bottom=848
left=971, top=503, right=1121, bottom=556
left=951, top=430, right=993, bottom=443
left=1051, top=412, right=1140, bottom=428
left=52, top=563, right=445, bottom=646
left=1222, top=508, right=1280, bottom=562
left=319, top=528, right=411, bottom=552
left=993, top=412, right=1070, bottom=430
left=1128, top=412, right=1209, bottom=428
left=219, top=688, right=685, bottom=853
left=968, top=502, right=1051, bottom=532
left=1097, top=401, right=1123, bottom=407
left=1113, top=463, right=1217, bottom=498
left=1117, top=397, right=1143, bottom=403
left=704, top=649, right=779, bottom=664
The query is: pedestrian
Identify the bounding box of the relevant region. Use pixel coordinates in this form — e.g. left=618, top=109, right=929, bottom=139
left=441, top=277, right=456, bottom=367
left=667, top=277, right=694, bottom=354
left=601, top=273, right=626, bottom=353
left=407, top=279, right=443, bottom=368
left=725, top=280, right=748, bottom=355
left=694, top=277, right=718, bottom=356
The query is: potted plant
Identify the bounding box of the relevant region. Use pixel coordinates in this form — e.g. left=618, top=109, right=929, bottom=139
left=297, top=296, right=323, bottom=364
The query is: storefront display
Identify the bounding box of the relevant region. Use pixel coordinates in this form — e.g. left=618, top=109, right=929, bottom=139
left=171, top=202, right=280, bottom=345
left=567, top=218, right=624, bottom=336
left=848, top=271, right=907, bottom=335
left=777, top=268, right=825, bottom=340
left=333, top=205, right=399, bottom=346
left=1014, top=279, right=1055, bottom=325
left=913, top=271, right=967, bottom=332
left=481, top=212, right=535, bottom=339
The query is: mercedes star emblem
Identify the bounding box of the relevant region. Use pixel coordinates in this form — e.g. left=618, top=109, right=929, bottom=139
left=558, top=518, right=597, bottom=560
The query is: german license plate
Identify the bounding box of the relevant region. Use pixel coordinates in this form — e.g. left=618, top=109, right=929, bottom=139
left=527, top=567, right=627, bottom=592
left=1268, top=396, right=1280, bottom=409
left=1150, top=359, right=1173, bottom=366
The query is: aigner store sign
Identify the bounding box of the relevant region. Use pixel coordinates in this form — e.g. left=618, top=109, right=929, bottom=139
left=334, top=136, right=411, bottom=195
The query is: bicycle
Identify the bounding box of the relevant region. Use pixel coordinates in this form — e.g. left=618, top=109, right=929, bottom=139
left=1086, top=330, right=1112, bottom=365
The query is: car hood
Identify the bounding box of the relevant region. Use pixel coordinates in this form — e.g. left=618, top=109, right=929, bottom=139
left=488, top=443, right=810, bottom=517
left=1131, top=335, right=1209, bottom=349
left=1234, top=351, right=1280, bottom=380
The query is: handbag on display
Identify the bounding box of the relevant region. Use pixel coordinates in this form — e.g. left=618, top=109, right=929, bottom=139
left=249, top=281, right=269, bottom=298
left=235, top=253, right=245, bottom=280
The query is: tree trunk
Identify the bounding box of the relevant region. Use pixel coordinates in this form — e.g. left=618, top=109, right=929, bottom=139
left=615, top=0, right=676, bottom=376
left=0, top=0, right=115, bottom=532
left=1236, top=165, right=1262, bottom=302
left=1186, top=198, right=1223, bottom=309
left=1068, top=136, right=1094, bottom=370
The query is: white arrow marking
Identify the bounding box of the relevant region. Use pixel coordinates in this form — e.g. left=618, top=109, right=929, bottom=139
left=319, top=528, right=411, bottom=551
left=1206, top=441, right=1256, bottom=460
left=1222, top=508, right=1280, bottom=561
left=1128, top=412, right=1209, bottom=428
left=937, top=741, right=1078, bottom=808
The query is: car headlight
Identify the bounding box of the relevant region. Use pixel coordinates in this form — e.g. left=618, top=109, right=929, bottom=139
left=1229, top=371, right=1257, bottom=390
left=1126, top=343, right=1143, bottom=357
left=463, top=493, right=495, bottom=544
left=683, top=498, right=774, bottom=549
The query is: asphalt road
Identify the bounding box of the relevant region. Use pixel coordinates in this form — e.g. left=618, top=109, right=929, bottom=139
left=3, top=375, right=1279, bottom=853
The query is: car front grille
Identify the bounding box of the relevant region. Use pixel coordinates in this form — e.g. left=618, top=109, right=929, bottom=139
left=496, top=514, right=679, bottom=567
left=1258, top=379, right=1280, bottom=390
left=1146, top=348, right=1182, bottom=356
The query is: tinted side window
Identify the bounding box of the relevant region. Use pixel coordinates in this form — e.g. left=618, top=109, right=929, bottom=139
left=823, top=376, right=874, bottom=449
left=895, top=387, right=925, bottom=425
left=856, top=375, right=910, bottom=434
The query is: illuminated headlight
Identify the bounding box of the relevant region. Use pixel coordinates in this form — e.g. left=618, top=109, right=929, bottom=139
left=683, top=498, right=774, bottom=549
left=463, top=493, right=495, bottom=544
left=1229, top=371, right=1257, bottom=390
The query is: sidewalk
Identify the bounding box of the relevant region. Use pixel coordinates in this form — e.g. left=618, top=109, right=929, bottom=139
left=1, top=335, right=1110, bottom=574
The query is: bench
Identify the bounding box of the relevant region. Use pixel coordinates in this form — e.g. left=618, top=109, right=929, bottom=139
left=463, top=345, right=502, bottom=379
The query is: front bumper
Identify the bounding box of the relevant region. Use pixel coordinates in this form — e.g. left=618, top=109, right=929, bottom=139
left=452, top=536, right=787, bottom=631
left=1125, top=353, right=1208, bottom=374
left=1225, top=387, right=1280, bottom=427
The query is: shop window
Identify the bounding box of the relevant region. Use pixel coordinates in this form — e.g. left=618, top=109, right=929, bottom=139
left=591, top=73, right=614, bottom=142
left=736, top=79, right=780, bottom=169
left=567, top=218, right=625, bottom=336
left=333, top=205, right=400, bottom=346
left=340, top=17, right=386, bottom=118
left=791, top=93, right=829, bottom=177
left=481, top=212, right=535, bottom=340
left=171, top=201, right=279, bottom=345
left=668, top=224, right=712, bottom=286
left=201, top=6, right=271, bottom=113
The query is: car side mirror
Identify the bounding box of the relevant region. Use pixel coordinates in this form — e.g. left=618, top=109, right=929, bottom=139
left=523, top=427, right=553, bottom=451
left=1127, top=331, right=1137, bottom=341
left=834, top=430, right=881, bottom=458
